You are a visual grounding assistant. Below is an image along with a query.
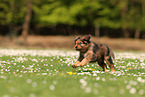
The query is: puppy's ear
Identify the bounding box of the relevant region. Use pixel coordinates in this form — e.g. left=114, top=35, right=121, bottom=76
left=74, top=36, right=81, bottom=41
left=83, top=35, right=91, bottom=41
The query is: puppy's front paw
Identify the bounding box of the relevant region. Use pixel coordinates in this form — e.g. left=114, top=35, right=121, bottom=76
left=111, top=69, right=115, bottom=73
left=71, top=64, right=80, bottom=68
left=79, top=64, right=84, bottom=67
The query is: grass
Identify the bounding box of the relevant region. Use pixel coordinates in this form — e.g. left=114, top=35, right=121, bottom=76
left=0, top=49, right=145, bottom=97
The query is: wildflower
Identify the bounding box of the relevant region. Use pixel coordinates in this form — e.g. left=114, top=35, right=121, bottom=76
left=137, top=77, right=142, bottom=82
left=61, top=73, right=63, bottom=76
left=67, top=72, right=73, bottom=75
left=129, top=88, right=136, bottom=94
left=96, top=77, right=100, bottom=81
left=102, top=78, right=106, bottom=82
left=85, top=87, right=91, bottom=93
left=53, top=81, right=57, bottom=85
left=42, top=73, right=47, bottom=75
left=26, top=79, right=32, bottom=83
left=49, top=85, right=55, bottom=91
left=32, top=82, right=37, bottom=87
left=29, top=93, right=36, bottom=97
left=126, top=85, right=131, bottom=89
left=93, top=73, right=97, bottom=76
left=138, top=89, right=144, bottom=95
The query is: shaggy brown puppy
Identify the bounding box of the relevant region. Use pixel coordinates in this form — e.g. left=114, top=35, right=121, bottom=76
left=71, top=35, right=115, bottom=72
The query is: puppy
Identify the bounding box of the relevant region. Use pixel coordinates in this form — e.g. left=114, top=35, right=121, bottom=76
left=71, top=35, right=115, bottom=72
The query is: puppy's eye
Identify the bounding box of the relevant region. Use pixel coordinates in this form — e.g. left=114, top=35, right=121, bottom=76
left=79, top=42, right=83, bottom=45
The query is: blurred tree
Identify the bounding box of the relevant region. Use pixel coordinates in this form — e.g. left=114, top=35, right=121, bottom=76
left=125, top=0, right=145, bottom=39
left=0, top=0, right=26, bottom=37
left=134, top=0, right=142, bottom=39
left=97, top=0, right=121, bottom=28
left=0, top=0, right=145, bottom=38
left=135, top=0, right=145, bottom=39
left=119, top=0, right=130, bottom=38
left=21, top=0, right=33, bottom=46
left=96, top=0, right=121, bottom=36
left=34, top=0, right=120, bottom=36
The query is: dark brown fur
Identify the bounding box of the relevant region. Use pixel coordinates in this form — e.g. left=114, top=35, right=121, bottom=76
left=71, top=35, right=115, bottom=72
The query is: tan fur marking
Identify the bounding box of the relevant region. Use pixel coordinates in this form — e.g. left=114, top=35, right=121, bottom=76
left=103, top=65, right=107, bottom=72
left=105, top=56, right=109, bottom=60
left=79, top=57, right=90, bottom=66
left=105, top=57, right=115, bottom=72
left=71, top=61, right=80, bottom=68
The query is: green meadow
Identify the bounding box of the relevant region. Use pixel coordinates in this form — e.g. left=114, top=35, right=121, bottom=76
left=0, top=49, right=145, bottom=97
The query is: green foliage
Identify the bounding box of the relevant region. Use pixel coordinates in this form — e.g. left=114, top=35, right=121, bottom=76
left=97, top=0, right=121, bottom=29
left=0, top=0, right=27, bottom=25
left=34, top=0, right=102, bottom=26
left=0, top=0, right=145, bottom=33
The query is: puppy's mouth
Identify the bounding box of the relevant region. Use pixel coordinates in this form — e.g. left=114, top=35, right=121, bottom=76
left=75, top=48, right=81, bottom=51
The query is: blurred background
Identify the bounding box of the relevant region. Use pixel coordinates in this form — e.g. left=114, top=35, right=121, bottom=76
left=0, top=0, right=145, bottom=51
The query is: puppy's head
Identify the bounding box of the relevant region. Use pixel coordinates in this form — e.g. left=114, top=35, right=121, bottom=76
left=74, top=35, right=91, bottom=52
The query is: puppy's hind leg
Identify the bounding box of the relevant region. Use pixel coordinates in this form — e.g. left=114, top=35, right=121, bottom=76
left=98, top=60, right=108, bottom=72
left=105, top=56, right=115, bottom=72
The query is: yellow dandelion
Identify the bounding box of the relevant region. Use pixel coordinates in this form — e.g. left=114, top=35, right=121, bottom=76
left=73, top=73, right=77, bottom=75
left=67, top=72, right=73, bottom=75
left=61, top=73, right=63, bottom=76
